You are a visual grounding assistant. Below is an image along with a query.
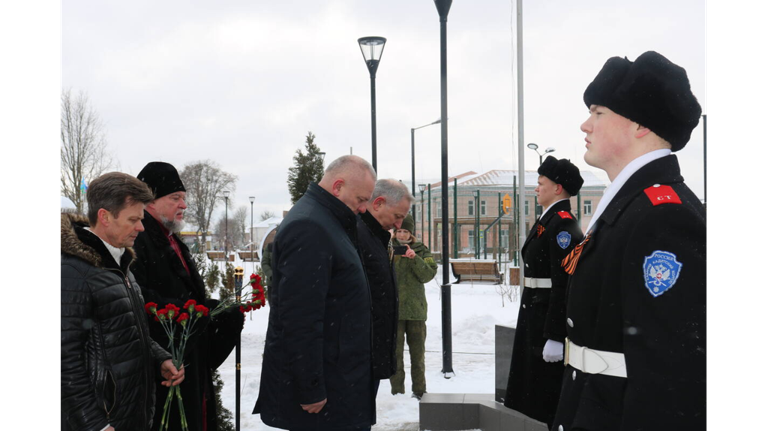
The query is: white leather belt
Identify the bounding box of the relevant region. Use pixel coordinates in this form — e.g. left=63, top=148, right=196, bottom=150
left=565, top=338, right=627, bottom=378
left=523, top=277, right=552, bottom=288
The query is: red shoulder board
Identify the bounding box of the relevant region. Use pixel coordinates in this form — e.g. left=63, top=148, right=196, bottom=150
left=644, top=184, right=682, bottom=206
left=557, top=211, right=573, bottom=219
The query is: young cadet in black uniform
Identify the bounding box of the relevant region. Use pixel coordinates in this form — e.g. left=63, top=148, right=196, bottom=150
left=551, top=51, right=705, bottom=431
left=504, top=157, right=584, bottom=428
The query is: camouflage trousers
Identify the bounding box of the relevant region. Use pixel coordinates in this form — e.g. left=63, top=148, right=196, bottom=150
left=389, top=320, right=427, bottom=396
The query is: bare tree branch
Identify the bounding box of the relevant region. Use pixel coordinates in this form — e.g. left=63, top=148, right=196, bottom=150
left=60, top=89, right=115, bottom=213
left=179, top=160, right=237, bottom=250
left=259, top=210, right=276, bottom=221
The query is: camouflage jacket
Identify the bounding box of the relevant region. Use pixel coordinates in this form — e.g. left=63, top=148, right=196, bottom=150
left=393, top=239, right=437, bottom=321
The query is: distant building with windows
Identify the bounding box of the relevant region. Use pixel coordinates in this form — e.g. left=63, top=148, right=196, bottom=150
left=412, top=169, right=606, bottom=259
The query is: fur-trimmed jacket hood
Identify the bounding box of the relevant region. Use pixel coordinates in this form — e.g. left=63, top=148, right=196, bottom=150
left=60, top=213, right=135, bottom=273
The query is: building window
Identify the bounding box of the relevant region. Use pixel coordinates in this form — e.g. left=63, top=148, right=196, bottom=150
left=437, top=199, right=442, bottom=216
left=416, top=204, right=422, bottom=222
left=481, top=200, right=487, bottom=216
left=525, top=200, right=529, bottom=216
left=468, top=229, right=475, bottom=251
left=468, top=200, right=474, bottom=216
left=584, top=200, right=592, bottom=216
left=501, top=229, right=509, bottom=249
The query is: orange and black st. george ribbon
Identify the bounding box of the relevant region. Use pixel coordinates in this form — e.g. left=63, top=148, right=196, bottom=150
left=561, top=233, right=590, bottom=275
left=536, top=224, right=545, bottom=238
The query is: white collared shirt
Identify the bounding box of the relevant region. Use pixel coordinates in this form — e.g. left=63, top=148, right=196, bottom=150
left=585, top=149, right=672, bottom=233
left=539, top=198, right=570, bottom=221
left=84, top=226, right=126, bottom=267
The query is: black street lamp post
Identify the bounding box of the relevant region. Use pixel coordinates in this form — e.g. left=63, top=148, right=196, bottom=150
left=419, top=184, right=426, bottom=240
left=358, top=36, right=387, bottom=172
left=223, top=190, right=230, bottom=259
left=433, top=0, right=455, bottom=378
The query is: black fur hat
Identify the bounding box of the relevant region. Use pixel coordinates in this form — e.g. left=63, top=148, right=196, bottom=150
left=137, top=161, right=186, bottom=199
left=538, top=156, right=584, bottom=196
left=583, top=51, right=701, bottom=151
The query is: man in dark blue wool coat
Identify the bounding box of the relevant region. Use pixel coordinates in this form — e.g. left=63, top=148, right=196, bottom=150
left=551, top=51, right=706, bottom=431
left=254, top=155, right=378, bottom=431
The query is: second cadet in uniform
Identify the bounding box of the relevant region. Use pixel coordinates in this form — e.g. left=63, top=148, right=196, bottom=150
left=504, top=156, right=584, bottom=428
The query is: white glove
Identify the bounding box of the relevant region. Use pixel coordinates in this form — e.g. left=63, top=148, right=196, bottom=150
left=543, top=339, right=564, bottom=363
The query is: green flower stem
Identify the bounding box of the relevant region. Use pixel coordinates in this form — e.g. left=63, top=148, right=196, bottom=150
left=176, top=386, right=189, bottom=431
left=160, top=385, right=175, bottom=431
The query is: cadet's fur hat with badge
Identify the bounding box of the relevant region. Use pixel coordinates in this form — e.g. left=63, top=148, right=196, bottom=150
left=583, top=51, right=702, bottom=151
left=400, top=213, right=415, bottom=235
left=137, top=161, right=186, bottom=199
left=538, top=156, right=584, bottom=196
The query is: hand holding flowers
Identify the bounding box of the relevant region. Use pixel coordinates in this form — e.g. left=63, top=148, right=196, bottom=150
left=144, top=300, right=209, bottom=431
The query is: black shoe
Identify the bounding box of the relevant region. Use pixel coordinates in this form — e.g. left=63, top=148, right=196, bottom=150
left=411, top=393, right=423, bottom=400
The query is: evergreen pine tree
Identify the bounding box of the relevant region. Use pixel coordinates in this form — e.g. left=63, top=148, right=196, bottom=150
left=204, top=261, right=222, bottom=297
left=220, top=262, right=235, bottom=302
left=287, top=132, right=325, bottom=204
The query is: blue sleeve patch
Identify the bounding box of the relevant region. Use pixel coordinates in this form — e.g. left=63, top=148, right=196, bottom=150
left=556, top=231, right=571, bottom=249
left=643, top=250, right=683, bottom=297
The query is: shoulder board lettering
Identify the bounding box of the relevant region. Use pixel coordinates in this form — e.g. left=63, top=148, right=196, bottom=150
left=557, top=211, right=573, bottom=219
left=644, top=185, right=682, bottom=206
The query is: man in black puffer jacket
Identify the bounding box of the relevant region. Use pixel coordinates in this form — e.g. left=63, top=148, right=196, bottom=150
left=61, top=172, right=185, bottom=431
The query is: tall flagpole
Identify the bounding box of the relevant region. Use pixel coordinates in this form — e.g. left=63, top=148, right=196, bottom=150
left=516, top=0, right=526, bottom=283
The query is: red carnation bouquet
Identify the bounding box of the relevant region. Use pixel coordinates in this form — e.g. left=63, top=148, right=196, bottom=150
left=240, top=273, right=266, bottom=313
left=209, top=273, right=266, bottom=317
left=144, top=300, right=209, bottom=431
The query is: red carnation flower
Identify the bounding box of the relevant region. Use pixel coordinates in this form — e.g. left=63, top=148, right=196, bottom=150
left=155, top=308, right=169, bottom=321
left=194, top=304, right=209, bottom=317
left=165, top=304, right=180, bottom=319
left=183, top=299, right=197, bottom=312
left=145, top=302, right=158, bottom=315
left=176, top=312, right=189, bottom=324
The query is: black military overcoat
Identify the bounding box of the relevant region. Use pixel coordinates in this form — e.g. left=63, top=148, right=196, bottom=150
left=552, top=155, right=706, bottom=431
left=505, top=199, right=582, bottom=426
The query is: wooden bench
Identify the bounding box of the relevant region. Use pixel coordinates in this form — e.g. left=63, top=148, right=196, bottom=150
left=237, top=251, right=260, bottom=262
left=450, top=260, right=503, bottom=284
left=206, top=251, right=234, bottom=262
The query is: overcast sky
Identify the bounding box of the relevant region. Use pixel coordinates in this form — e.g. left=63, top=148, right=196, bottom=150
left=62, top=0, right=705, bottom=219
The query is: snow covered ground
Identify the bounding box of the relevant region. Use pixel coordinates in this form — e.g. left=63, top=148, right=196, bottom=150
left=216, top=263, right=521, bottom=430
